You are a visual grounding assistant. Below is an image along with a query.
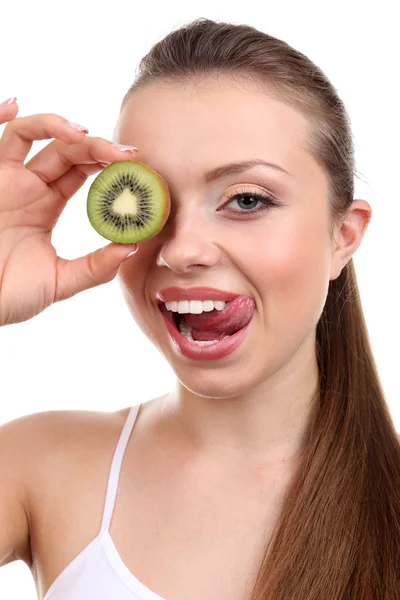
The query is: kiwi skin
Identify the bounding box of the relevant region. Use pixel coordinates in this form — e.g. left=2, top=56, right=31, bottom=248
left=87, top=160, right=171, bottom=244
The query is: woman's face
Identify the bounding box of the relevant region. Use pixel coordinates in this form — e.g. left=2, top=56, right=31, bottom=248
left=115, top=78, right=338, bottom=399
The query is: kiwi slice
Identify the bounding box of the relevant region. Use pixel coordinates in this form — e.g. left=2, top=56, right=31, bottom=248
left=87, top=160, right=171, bottom=244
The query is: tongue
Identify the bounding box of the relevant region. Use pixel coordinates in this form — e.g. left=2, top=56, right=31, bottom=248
left=184, top=296, right=255, bottom=341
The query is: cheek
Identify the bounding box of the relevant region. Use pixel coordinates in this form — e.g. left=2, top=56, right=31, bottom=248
left=256, top=214, right=331, bottom=332
left=118, top=262, right=144, bottom=303
left=118, top=238, right=157, bottom=302
left=118, top=257, right=155, bottom=339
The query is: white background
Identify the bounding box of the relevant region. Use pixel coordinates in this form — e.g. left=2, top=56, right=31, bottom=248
left=0, top=0, right=398, bottom=597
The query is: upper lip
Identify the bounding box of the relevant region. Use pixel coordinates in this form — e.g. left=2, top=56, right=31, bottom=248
left=156, top=287, right=245, bottom=305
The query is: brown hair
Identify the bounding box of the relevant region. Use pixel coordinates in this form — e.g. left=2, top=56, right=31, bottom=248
left=119, top=18, right=400, bottom=599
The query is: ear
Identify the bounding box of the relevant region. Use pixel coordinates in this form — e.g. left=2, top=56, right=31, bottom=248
left=329, top=199, right=372, bottom=281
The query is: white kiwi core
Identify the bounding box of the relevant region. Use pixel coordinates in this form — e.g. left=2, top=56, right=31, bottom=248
left=113, top=189, right=139, bottom=216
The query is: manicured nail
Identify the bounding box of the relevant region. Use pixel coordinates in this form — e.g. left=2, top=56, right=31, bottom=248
left=122, top=245, right=139, bottom=261
left=0, top=97, right=17, bottom=107
left=67, top=121, right=89, bottom=133
left=112, top=143, right=139, bottom=152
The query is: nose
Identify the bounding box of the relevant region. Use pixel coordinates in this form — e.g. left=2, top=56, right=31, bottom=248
left=156, top=211, right=222, bottom=273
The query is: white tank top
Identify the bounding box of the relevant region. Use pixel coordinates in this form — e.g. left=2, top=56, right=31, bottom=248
left=42, top=403, right=166, bottom=600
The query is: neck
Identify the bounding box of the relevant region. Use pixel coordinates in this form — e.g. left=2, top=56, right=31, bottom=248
left=159, top=342, right=320, bottom=470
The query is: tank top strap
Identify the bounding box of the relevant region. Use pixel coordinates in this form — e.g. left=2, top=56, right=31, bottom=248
left=99, top=403, right=142, bottom=536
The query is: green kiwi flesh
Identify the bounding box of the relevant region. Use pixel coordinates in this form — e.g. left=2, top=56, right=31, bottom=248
left=87, top=160, right=171, bottom=244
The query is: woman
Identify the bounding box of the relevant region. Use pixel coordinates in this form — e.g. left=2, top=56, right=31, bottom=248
left=0, top=18, right=399, bottom=600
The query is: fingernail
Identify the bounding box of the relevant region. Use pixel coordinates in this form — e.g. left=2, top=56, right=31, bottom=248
left=67, top=121, right=89, bottom=133
left=0, top=97, right=17, bottom=107
left=122, top=245, right=139, bottom=261
left=112, top=143, right=139, bottom=152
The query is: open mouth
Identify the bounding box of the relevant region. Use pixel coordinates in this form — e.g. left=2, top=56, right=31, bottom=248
left=157, top=297, right=255, bottom=359
left=159, top=303, right=216, bottom=335
left=158, top=301, right=247, bottom=341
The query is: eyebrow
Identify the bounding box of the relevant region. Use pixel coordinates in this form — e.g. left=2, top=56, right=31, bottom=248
left=204, top=159, right=291, bottom=183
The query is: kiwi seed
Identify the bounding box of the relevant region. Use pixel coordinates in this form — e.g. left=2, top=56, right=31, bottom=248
left=87, top=160, right=171, bottom=244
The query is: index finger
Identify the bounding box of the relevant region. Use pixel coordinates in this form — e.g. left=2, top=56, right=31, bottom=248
left=0, top=97, right=19, bottom=126
left=25, top=136, right=139, bottom=184
left=0, top=113, right=89, bottom=164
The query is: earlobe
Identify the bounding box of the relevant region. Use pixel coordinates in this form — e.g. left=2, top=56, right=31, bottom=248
left=329, top=259, right=343, bottom=282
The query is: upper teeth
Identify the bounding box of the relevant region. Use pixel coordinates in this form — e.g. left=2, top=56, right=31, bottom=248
left=165, top=300, right=226, bottom=314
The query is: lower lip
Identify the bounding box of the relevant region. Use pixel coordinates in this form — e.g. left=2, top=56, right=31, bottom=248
left=159, top=307, right=251, bottom=361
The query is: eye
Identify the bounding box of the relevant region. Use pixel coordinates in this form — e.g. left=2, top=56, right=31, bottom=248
left=220, top=187, right=284, bottom=216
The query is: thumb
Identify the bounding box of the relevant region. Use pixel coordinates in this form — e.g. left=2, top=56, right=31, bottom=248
left=55, top=242, right=139, bottom=302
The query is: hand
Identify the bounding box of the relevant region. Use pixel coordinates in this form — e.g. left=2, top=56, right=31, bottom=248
left=0, top=100, right=139, bottom=326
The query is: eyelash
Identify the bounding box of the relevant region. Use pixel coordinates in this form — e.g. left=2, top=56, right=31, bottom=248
left=221, top=187, right=283, bottom=216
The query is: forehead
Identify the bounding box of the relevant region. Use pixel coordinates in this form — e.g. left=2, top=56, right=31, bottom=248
left=115, top=79, right=321, bottom=189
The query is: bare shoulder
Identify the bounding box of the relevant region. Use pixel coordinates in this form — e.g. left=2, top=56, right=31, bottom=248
left=8, top=405, right=131, bottom=489
left=0, top=406, right=126, bottom=570
left=1, top=405, right=130, bottom=467
left=0, top=406, right=131, bottom=567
